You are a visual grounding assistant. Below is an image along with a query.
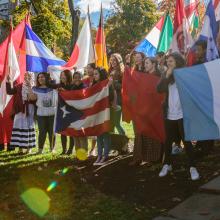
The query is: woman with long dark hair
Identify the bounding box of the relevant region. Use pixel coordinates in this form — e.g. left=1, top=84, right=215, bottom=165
left=49, top=70, right=74, bottom=155
left=93, top=67, right=115, bottom=165
left=30, top=72, right=57, bottom=154
left=157, top=52, right=199, bottom=181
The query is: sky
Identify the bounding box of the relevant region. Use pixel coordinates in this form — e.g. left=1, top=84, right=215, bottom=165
left=75, top=0, right=115, bottom=27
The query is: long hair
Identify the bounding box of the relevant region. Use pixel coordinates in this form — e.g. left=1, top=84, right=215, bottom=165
left=61, top=69, right=73, bottom=85
left=134, top=52, right=145, bottom=72
left=92, top=67, right=108, bottom=85
left=109, top=53, right=125, bottom=79
left=167, top=52, right=186, bottom=69
left=144, top=57, right=161, bottom=76
left=36, top=72, right=50, bottom=87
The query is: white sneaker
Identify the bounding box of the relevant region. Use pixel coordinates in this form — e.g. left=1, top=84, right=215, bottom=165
left=190, top=167, right=200, bottom=181
left=93, top=157, right=101, bottom=166
left=159, top=164, right=172, bottom=177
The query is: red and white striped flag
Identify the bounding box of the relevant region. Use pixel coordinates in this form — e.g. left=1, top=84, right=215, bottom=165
left=55, top=80, right=110, bottom=137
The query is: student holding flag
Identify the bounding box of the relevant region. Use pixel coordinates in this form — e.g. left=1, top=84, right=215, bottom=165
left=49, top=70, right=75, bottom=155
left=6, top=72, right=36, bottom=153
left=157, top=52, right=200, bottom=181
left=30, top=72, right=57, bottom=154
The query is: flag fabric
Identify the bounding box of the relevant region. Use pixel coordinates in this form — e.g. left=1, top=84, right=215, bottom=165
left=122, top=68, right=165, bottom=142
left=170, top=0, right=193, bottom=54
left=0, top=17, right=26, bottom=144
left=188, top=10, right=199, bottom=38
left=62, top=14, right=96, bottom=70
left=25, top=25, right=65, bottom=73
left=157, top=13, right=173, bottom=53
left=55, top=80, right=110, bottom=137
left=0, top=31, right=21, bottom=114
left=135, top=16, right=165, bottom=57
left=174, top=59, right=220, bottom=141
left=214, top=0, right=220, bottom=21
left=95, top=5, right=108, bottom=70
left=199, top=0, right=219, bottom=61
left=184, top=0, right=198, bottom=17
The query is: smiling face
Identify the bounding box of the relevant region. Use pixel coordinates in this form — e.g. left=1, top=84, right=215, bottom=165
left=144, top=59, right=155, bottom=73
left=60, top=72, right=67, bottom=84
left=94, top=70, right=100, bottom=82
left=134, top=53, right=143, bottom=66
left=87, top=64, right=95, bottom=77
left=73, top=73, right=82, bottom=86
left=110, top=56, right=118, bottom=70
left=166, top=56, right=176, bottom=69
left=37, top=74, right=46, bottom=86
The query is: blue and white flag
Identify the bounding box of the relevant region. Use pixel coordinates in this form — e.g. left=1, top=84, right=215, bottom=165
left=135, top=16, right=164, bottom=57
left=174, top=59, right=220, bottom=141
left=26, top=25, right=65, bottom=72
left=199, top=1, right=219, bottom=61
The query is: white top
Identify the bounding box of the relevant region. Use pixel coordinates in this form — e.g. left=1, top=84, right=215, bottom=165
left=167, top=82, right=183, bottom=120
left=32, top=87, right=57, bottom=116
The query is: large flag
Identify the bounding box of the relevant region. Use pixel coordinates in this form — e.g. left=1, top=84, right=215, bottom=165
left=214, top=0, right=220, bottom=21
left=174, top=59, right=220, bottom=141
left=157, top=13, right=173, bottom=53
left=0, top=30, right=21, bottom=114
left=170, top=0, right=193, bottom=55
left=55, top=80, right=110, bottom=137
left=62, top=14, right=96, bottom=70
left=184, top=0, right=198, bottom=17
left=122, top=68, right=165, bottom=142
left=95, top=5, right=108, bottom=70
left=25, top=25, right=65, bottom=73
left=135, top=16, right=165, bottom=57
left=0, top=17, right=26, bottom=144
left=199, top=0, right=219, bottom=61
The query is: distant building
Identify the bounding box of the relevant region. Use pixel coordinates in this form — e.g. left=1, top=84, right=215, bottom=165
left=0, top=0, right=10, bottom=20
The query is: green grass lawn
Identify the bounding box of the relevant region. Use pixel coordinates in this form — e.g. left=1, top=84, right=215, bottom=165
left=1, top=122, right=154, bottom=220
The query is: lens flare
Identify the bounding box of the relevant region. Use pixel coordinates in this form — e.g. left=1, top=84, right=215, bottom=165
left=76, top=148, right=87, bottom=161
left=21, top=188, right=50, bottom=218
left=61, top=167, right=69, bottom=175
left=46, top=181, right=58, bottom=192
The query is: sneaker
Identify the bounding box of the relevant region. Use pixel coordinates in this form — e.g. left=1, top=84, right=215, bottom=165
left=190, top=167, right=200, bottom=181
left=93, top=157, right=102, bottom=166
left=172, top=145, right=183, bottom=155
left=98, top=157, right=108, bottom=165
left=159, top=164, right=172, bottom=177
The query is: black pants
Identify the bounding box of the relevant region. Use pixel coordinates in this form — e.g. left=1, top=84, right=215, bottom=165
left=61, top=135, right=74, bottom=153
left=37, top=116, right=55, bottom=150
left=164, top=119, right=195, bottom=167
left=196, top=140, right=214, bottom=155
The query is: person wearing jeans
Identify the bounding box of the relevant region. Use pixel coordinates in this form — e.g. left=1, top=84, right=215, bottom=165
left=157, top=52, right=199, bottom=181
left=92, top=67, right=116, bottom=166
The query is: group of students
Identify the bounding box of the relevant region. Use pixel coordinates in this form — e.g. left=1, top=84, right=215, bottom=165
left=2, top=39, right=216, bottom=180
left=126, top=40, right=215, bottom=181
left=5, top=53, right=125, bottom=166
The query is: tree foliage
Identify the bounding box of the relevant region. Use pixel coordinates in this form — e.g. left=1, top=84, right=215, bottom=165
left=105, top=0, right=158, bottom=57
left=3, top=0, right=72, bottom=60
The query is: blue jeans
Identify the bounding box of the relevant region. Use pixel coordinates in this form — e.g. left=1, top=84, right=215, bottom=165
left=97, top=133, right=111, bottom=158
left=113, top=109, right=125, bottom=135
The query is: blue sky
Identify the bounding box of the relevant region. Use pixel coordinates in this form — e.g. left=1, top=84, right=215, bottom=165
left=75, top=0, right=114, bottom=27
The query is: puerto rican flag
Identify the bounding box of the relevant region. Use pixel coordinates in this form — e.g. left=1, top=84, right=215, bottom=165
left=55, top=80, right=110, bottom=137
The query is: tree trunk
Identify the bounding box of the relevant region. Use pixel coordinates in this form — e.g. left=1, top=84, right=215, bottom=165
left=68, top=0, right=80, bottom=54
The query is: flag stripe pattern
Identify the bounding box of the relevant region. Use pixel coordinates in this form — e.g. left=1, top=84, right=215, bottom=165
left=55, top=80, right=110, bottom=137
left=135, top=16, right=165, bottom=57
left=25, top=25, right=65, bottom=72
left=174, top=59, right=220, bottom=141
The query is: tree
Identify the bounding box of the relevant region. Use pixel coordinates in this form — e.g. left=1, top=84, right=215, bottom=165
left=105, top=0, right=158, bottom=57
left=3, top=0, right=72, bottom=60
